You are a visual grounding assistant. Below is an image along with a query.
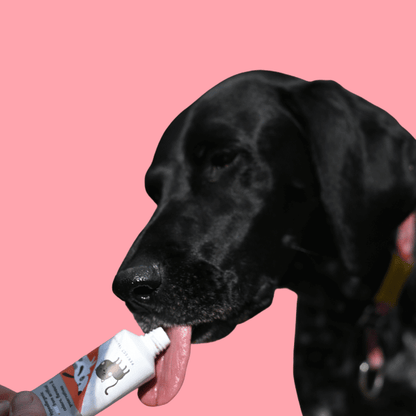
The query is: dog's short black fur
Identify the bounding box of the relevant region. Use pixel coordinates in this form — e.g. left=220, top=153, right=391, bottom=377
left=113, top=71, right=416, bottom=415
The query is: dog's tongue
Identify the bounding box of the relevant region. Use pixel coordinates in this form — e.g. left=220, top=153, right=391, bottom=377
left=139, top=326, right=192, bottom=406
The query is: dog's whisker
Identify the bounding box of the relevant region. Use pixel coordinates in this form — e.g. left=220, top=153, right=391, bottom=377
left=281, top=234, right=322, bottom=257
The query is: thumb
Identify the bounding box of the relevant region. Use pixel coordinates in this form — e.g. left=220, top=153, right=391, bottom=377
left=11, top=392, right=46, bottom=416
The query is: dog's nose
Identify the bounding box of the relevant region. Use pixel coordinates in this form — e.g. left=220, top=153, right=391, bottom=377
left=112, top=265, right=161, bottom=302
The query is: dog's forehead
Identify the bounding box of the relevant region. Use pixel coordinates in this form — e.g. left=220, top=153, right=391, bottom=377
left=151, top=76, right=282, bottom=163
left=149, top=71, right=307, bottom=173
left=195, top=76, right=280, bottom=121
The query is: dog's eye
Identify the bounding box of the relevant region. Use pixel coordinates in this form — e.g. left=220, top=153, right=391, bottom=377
left=210, top=150, right=237, bottom=168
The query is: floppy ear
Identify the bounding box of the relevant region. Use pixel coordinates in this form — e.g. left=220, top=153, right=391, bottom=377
left=285, top=80, right=416, bottom=277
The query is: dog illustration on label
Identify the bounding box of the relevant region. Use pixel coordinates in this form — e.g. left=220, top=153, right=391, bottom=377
left=95, top=358, right=130, bottom=395
left=62, top=355, right=97, bottom=395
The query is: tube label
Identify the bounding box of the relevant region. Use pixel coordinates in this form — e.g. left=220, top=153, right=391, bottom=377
left=33, top=346, right=99, bottom=416
left=33, top=331, right=155, bottom=416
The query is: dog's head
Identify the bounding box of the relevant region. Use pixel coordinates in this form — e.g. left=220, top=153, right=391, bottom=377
left=112, top=71, right=416, bottom=405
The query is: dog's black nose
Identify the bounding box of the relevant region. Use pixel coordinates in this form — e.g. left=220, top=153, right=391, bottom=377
left=113, top=265, right=161, bottom=302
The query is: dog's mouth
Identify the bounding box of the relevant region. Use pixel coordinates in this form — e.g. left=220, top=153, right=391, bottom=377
left=134, top=318, right=236, bottom=406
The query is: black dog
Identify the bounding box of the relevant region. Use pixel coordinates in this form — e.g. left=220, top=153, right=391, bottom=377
left=112, top=71, right=416, bottom=415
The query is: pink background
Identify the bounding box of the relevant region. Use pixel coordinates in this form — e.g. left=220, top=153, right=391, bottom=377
left=1, top=2, right=415, bottom=415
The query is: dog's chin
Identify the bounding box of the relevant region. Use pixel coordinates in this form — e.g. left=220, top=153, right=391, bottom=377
left=190, top=321, right=237, bottom=343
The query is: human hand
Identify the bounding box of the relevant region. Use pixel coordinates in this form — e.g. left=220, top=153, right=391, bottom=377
left=0, top=385, right=46, bottom=416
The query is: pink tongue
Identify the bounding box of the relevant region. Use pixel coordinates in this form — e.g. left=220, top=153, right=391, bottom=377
left=139, top=326, right=192, bottom=406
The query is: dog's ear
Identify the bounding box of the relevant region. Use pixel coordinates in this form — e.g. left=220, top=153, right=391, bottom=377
left=284, top=80, right=416, bottom=277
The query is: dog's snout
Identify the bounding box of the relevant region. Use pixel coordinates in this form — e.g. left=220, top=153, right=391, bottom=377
left=113, top=264, right=161, bottom=302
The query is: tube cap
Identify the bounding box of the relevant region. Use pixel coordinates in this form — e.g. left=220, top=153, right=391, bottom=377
left=145, top=327, right=170, bottom=355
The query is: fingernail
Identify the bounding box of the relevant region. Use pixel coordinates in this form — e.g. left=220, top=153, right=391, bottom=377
left=0, top=400, right=10, bottom=414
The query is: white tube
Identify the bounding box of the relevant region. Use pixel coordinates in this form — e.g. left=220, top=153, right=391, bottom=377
left=33, top=328, right=170, bottom=416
